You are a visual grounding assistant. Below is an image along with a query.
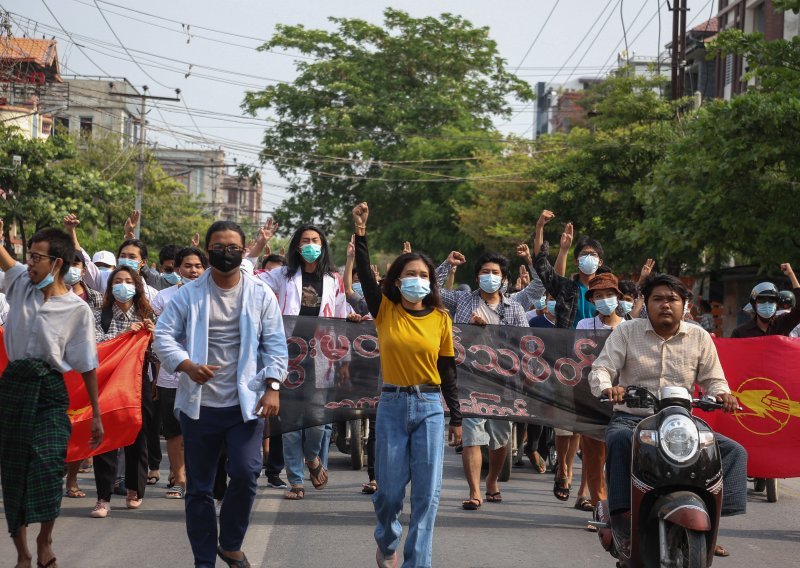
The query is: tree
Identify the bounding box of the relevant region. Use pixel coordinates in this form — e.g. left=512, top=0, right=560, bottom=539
left=243, top=9, right=532, bottom=261
left=457, top=71, right=679, bottom=273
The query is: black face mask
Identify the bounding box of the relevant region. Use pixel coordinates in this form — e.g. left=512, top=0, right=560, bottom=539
left=208, top=249, right=243, bottom=273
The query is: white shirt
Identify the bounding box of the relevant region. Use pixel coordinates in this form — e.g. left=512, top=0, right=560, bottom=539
left=576, top=315, right=614, bottom=331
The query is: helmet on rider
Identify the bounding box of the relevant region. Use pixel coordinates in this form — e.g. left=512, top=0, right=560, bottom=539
left=778, top=290, right=796, bottom=310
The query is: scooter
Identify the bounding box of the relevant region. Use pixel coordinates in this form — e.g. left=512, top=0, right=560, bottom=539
left=592, top=385, right=726, bottom=568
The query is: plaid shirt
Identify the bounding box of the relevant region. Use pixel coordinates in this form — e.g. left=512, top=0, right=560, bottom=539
left=93, top=304, right=145, bottom=342
left=84, top=285, right=104, bottom=310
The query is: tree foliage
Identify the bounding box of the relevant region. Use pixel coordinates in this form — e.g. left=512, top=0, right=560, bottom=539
left=243, top=9, right=532, bottom=261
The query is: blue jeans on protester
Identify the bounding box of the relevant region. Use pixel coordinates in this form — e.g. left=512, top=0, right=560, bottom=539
left=283, top=425, right=327, bottom=487
left=373, top=388, right=445, bottom=568
left=180, top=406, right=264, bottom=568
left=605, top=412, right=747, bottom=517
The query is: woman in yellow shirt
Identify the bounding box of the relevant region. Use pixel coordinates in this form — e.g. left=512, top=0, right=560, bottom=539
left=352, top=203, right=462, bottom=568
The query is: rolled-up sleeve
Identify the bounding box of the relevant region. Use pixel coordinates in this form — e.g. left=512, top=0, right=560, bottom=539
left=255, top=288, right=288, bottom=384
left=589, top=326, right=627, bottom=397
left=153, top=293, right=190, bottom=374
left=695, top=332, right=730, bottom=397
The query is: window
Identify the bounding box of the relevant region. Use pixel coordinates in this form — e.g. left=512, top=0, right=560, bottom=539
left=79, top=116, right=93, bottom=137
left=753, top=2, right=765, bottom=35
left=228, top=187, right=238, bottom=204
left=725, top=54, right=734, bottom=85
left=54, top=116, right=69, bottom=134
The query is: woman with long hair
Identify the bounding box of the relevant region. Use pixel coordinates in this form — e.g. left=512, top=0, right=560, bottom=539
left=259, top=224, right=349, bottom=500
left=89, top=265, right=156, bottom=518
left=351, top=202, right=462, bottom=568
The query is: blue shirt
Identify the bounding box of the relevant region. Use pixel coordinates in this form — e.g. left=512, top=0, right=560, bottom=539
left=529, top=314, right=556, bottom=328
left=573, top=282, right=597, bottom=328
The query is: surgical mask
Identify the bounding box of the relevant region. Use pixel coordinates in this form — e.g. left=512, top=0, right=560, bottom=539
left=352, top=282, right=363, bottom=297
left=534, top=296, right=547, bottom=311
left=163, top=271, right=181, bottom=285
left=618, top=300, right=634, bottom=316
left=756, top=302, right=777, bottom=319
left=299, top=244, right=322, bottom=263
left=112, top=283, right=136, bottom=302
left=35, top=272, right=55, bottom=290
left=594, top=297, right=618, bottom=316
left=208, top=249, right=243, bottom=273
left=98, top=267, right=113, bottom=273
left=500, top=282, right=508, bottom=294
left=64, top=267, right=82, bottom=286
left=577, top=254, right=600, bottom=275
left=546, top=300, right=557, bottom=315
left=399, top=277, right=430, bottom=303
left=478, top=274, right=502, bottom=294
left=118, top=258, right=140, bottom=271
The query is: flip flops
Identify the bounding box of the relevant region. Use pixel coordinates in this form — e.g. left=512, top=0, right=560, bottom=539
left=306, top=458, right=328, bottom=490
left=485, top=492, right=502, bottom=503
left=462, top=498, right=482, bottom=510
left=553, top=478, right=571, bottom=501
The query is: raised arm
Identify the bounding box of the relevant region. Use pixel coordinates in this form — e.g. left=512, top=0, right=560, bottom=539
left=353, top=203, right=382, bottom=318
left=0, top=219, right=15, bottom=272
left=344, top=235, right=356, bottom=296
left=555, top=222, right=573, bottom=277
left=533, top=209, right=555, bottom=256
left=533, top=241, right=570, bottom=298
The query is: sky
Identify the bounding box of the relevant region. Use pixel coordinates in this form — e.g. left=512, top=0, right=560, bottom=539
left=5, top=0, right=717, bottom=213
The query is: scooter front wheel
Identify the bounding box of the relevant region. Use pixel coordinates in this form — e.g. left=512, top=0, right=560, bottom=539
left=665, top=523, right=707, bottom=568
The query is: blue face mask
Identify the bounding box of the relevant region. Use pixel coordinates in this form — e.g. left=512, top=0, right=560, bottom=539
left=352, top=282, right=363, bottom=297
left=594, top=297, right=619, bottom=316
left=578, top=254, right=600, bottom=275
left=36, top=272, right=55, bottom=290
left=118, top=258, right=140, bottom=271
left=64, top=266, right=82, bottom=286
left=534, top=296, right=547, bottom=311
left=112, top=283, right=136, bottom=303
left=399, top=277, right=430, bottom=303
left=618, top=300, right=634, bottom=315
left=478, top=274, right=503, bottom=294
left=756, top=302, right=777, bottom=319
left=299, top=244, right=322, bottom=263
left=98, top=267, right=113, bottom=273
left=546, top=300, right=557, bottom=315
left=163, top=272, right=181, bottom=285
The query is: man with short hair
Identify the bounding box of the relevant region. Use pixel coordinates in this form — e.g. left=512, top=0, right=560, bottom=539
left=589, top=273, right=746, bottom=556
left=154, top=220, right=288, bottom=568
left=0, top=220, right=103, bottom=568
left=731, top=264, right=800, bottom=338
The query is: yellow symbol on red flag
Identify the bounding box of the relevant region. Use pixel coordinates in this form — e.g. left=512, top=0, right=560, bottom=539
left=734, top=377, right=799, bottom=436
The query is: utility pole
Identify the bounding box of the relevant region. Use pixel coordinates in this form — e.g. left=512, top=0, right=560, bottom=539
left=669, top=0, right=689, bottom=100
left=110, top=86, right=180, bottom=238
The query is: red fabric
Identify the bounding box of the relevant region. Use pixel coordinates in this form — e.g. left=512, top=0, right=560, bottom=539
left=0, top=328, right=149, bottom=462
left=698, top=336, right=800, bottom=478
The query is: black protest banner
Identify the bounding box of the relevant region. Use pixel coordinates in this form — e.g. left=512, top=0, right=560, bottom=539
left=277, top=316, right=613, bottom=439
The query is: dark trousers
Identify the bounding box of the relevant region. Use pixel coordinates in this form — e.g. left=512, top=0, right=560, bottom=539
left=264, top=416, right=284, bottom=476
left=606, top=412, right=747, bottom=516
left=214, top=450, right=227, bottom=501
left=180, top=406, right=263, bottom=568
left=146, top=381, right=162, bottom=471
left=94, top=376, right=153, bottom=501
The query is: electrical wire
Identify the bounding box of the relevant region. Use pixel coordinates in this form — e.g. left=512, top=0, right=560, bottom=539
left=620, top=0, right=629, bottom=62
left=39, top=0, right=109, bottom=75
left=513, top=0, right=561, bottom=73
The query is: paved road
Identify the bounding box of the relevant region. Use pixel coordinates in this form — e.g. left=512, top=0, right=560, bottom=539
left=1, top=442, right=799, bottom=567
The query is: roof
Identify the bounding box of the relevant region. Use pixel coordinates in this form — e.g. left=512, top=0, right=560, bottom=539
left=691, top=17, right=719, bottom=34
left=0, top=37, right=59, bottom=67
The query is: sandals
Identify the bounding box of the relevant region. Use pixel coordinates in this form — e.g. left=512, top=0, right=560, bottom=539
left=306, top=457, right=328, bottom=490
left=574, top=496, right=594, bottom=512
left=284, top=486, right=305, bottom=500
left=65, top=487, right=86, bottom=498
left=37, top=558, right=57, bottom=568
left=553, top=478, right=571, bottom=501
left=217, top=546, right=251, bottom=568
left=462, top=497, right=482, bottom=510
left=714, top=544, right=731, bottom=557
left=485, top=491, right=502, bottom=503
left=362, top=481, right=378, bottom=494
left=525, top=450, right=547, bottom=474
left=165, top=485, right=185, bottom=499
left=146, top=472, right=160, bottom=486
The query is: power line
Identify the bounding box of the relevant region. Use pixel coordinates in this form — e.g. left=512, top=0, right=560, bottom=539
left=512, top=0, right=561, bottom=73
left=39, top=0, right=109, bottom=75
left=620, top=0, right=629, bottom=61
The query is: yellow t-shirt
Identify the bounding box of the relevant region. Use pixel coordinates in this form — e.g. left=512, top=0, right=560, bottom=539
left=375, top=297, right=455, bottom=386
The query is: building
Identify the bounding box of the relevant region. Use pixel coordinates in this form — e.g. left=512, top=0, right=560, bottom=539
left=683, top=18, right=719, bottom=102
left=55, top=76, right=141, bottom=142
left=715, top=0, right=791, bottom=99
left=220, top=174, right=263, bottom=226
left=0, top=36, right=65, bottom=139
left=534, top=77, right=601, bottom=137
left=153, top=147, right=226, bottom=214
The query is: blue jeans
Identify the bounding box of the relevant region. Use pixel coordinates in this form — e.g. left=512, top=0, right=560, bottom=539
left=180, top=406, right=264, bottom=568
left=320, top=423, right=332, bottom=468
left=373, top=389, right=445, bottom=568
left=282, top=425, right=327, bottom=487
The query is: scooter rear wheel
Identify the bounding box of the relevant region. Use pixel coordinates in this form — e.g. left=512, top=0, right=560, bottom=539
left=666, top=523, right=707, bottom=568
left=766, top=478, right=779, bottom=503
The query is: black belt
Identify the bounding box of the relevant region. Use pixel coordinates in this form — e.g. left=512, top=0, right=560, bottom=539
left=382, top=384, right=440, bottom=393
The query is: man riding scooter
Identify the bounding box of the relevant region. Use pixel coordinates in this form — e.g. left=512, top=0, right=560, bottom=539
left=589, top=273, right=747, bottom=559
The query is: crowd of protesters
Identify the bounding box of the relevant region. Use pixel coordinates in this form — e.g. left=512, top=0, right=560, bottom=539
left=0, top=202, right=797, bottom=568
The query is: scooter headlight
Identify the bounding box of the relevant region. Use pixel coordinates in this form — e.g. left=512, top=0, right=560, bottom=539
left=659, top=415, right=699, bottom=462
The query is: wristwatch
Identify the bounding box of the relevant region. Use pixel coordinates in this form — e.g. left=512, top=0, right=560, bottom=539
left=267, top=379, right=281, bottom=391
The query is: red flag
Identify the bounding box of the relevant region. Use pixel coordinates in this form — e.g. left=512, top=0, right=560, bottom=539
left=0, top=328, right=149, bottom=462
left=697, top=336, right=800, bottom=478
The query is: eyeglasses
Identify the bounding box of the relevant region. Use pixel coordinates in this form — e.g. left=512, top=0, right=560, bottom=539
left=26, top=252, right=55, bottom=264
left=208, top=244, right=244, bottom=255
